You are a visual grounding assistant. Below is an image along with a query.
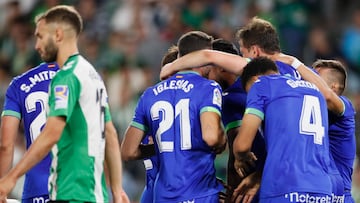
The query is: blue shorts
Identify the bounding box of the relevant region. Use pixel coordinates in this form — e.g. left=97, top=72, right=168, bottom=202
left=22, top=195, right=49, bottom=203
left=260, top=192, right=332, bottom=203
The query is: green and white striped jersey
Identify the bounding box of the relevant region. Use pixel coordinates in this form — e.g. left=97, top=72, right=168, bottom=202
left=47, top=54, right=111, bottom=202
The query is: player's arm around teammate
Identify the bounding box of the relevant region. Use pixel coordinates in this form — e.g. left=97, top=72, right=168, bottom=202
left=160, top=49, right=250, bottom=80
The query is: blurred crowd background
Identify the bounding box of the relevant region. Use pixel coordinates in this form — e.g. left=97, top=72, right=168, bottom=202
left=1, top=0, right=360, bottom=202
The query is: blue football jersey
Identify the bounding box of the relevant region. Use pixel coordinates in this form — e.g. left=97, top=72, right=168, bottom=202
left=245, top=75, right=332, bottom=198
left=131, top=71, right=223, bottom=202
left=328, top=96, right=356, bottom=192
left=2, top=63, right=59, bottom=199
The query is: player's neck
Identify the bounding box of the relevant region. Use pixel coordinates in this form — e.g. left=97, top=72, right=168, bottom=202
left=57, top=40, right=79, bottom=68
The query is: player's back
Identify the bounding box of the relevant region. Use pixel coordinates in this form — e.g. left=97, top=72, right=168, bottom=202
left=141, top=71, right=223, bottom=202
left=2, top=62, right=58, bottom=199
left=247, top=75, right=332, bottom=197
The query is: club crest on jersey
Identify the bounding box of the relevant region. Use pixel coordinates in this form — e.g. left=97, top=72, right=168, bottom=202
left=54, top=85, right=68, bottom=109
left=213, top=88, right=222, bottom=107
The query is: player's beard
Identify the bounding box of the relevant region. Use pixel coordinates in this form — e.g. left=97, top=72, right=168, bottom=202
left=42, top=38, right=58, bottom=63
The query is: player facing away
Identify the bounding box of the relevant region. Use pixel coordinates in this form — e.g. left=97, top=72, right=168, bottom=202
left=121, top=31, right=227, bottom=203
left=0, top=62, right=58, bottom=203
left=0, top=5, right=129, bottom=203
left=233, top=57, right=333, bottom=203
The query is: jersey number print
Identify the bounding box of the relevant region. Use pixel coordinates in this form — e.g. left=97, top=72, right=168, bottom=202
left=151, top=99, right=191, bottom=153
left=25, top=91, right=48, bottom=142
left=299, top=95, right=325, bottom=145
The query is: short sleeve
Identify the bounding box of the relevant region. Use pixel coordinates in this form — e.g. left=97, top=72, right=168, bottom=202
left=130, top=91, right=148, bottom=132
left=2, top=80, right=21, bottom=119
left=199, top=81, right=222, bottom=116
left=245, top=77, right=271, bottom=120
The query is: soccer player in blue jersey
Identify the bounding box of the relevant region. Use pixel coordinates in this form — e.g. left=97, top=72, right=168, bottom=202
left=313, top=60, right=356, bottom=203
left=121, top=31, right=227, bottom=203
left=0, top=62, right=58, bottom=203
left=233, top=57, right=333, bottom=203
left=276, top=55, right=356, bottom=203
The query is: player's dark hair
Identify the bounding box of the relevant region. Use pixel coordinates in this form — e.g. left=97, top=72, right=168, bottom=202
left=241, top=56, right=279, bottom=89
left=35, top=5, right=83, bottom=36
left=236, top=16, right=280, bottom=54
left=212, top=38, right=239, bottom=55
left=161, top=45, right=179, bottom=67
left=177, top=31, right=213, bottom=57
left=312, top=59, right=347, bottom=94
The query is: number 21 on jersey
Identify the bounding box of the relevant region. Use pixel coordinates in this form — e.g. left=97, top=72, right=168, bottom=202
left=151, top=99, right=191, bottom=153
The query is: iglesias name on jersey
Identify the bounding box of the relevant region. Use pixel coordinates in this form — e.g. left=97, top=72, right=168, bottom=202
left=245, top=75, right=332, bottom=198
left=2, top=62, right=58, bottom=199
left=47, top=54, right=109, bottom=202
left=131, top=71, right=223, bottom=202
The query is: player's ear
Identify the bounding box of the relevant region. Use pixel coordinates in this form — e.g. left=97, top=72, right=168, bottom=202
left=252, top=45, right=261, bottom=57
left=54, top=26, right=64, bottom=43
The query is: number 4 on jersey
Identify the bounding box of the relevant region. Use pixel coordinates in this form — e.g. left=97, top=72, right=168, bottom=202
left=299, top=95, right=325, bottom=145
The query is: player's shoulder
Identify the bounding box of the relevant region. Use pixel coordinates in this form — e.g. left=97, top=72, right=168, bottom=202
left=10, top=63, right=56, bottom=84
left=340, top=95, right=356, bottom=112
